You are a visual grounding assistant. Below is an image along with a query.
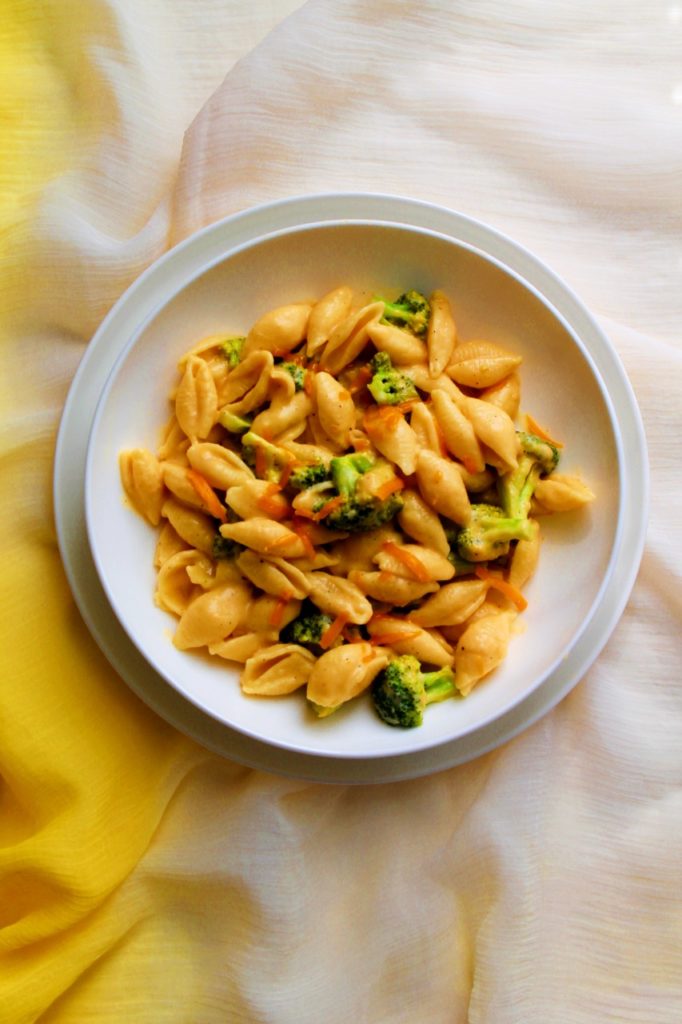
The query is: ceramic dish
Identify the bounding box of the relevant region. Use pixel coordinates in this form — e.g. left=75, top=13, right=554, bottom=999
left=54, top=193, right=648, bottom=782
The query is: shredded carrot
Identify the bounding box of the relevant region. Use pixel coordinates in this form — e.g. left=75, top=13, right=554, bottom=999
left=303, top=371, right=315, bottom=396
left=291, top=518, right=317, bottom=561
left=292, top=506, right=317, bottom=521
left=186, top=469, right=227, bottom=523
left=362, top=647, right=379, bottom=663
left=474, top=566, right=528, bottom=611
left=382, top=541, right=432, bottom=583
left=269, top=590, right=294, bottom=627
left=255, top=446, right=268, bottom=478
left=462, top=456, right=480, bottom=475
left=525, top=413, right=564, bottom=448
left=375, top=476, right=405, bottom=501
left=363, top=405, right=404, bottom=433
left=434, top=420, right=449, bottom=457
left=264, top=531, right=299, bottom=552
left=370, top=630, right=422, bottom=646
left=319, top=613, right=349, bottom=650
left=395, top=399, right=419, bottom=414
left=312, top=495, right=345, bottom=521
left=278, top=461, right=298, bottom=488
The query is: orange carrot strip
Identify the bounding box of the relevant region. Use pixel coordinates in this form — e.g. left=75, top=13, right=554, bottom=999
left=292, top=506, right=317, bottom=521
left=370, top=630, right=422, bottom=646
left=255, top=447, right=267, bottom=478
left=186, top=469, right=227, bottom=523
left=351, top=435, right=372, bottom=452
left=303, top=371, right=315, bottom=396
left=264, top=532, right=299, bottom=551
left=312, top=495, right=345, bottom=521
left=319, top=613, right=349, bottom=650
left=291, top=518, right=317, bottom=561
left=462, top=456, right=480, bottom=475
left=474, top=566, right=528, bottom=611
left=363, top=405, right=404, bottom=433
left=278, top=461, right=297, bottom=487
left=269, top=590, right=294, bottom=627
left=525, top=413, right=564, bottom=449
left=375, top=477, right=405, bottom=501
left=382, top=541, right=432, bottom=583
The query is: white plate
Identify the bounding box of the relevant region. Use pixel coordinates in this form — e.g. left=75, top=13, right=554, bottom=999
left=54, top=193, right=648, bottom=783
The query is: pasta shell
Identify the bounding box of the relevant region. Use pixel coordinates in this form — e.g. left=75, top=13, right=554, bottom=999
left=367, top=321, right=427, bottom=366
left=208, top=633, right=269, bottom=663
left=173, top=582, right=250, bottom=649
left=220, top=518, right=307, bottom=559
left=363, top=408, right=419, bottom=475
left=348, top=570, right=438, bottom=606
left=155, top=549, right=209, bottom=615
left=226, top=479, right=290, bottom=521
left=250, top=390, right=313, bottom=443
left=446, top=340, right=522, bottom=388
left=320, top=301, right=384, bottom=375
left=154, top=521, right=187, bottom=568
left=427, top=290, right=457, bottom=377
left=241, top=644, right=317, bottom=696
left=373, top=544, right=455, bottom=582
left=235, top=550, right=310, bottom=600
left=403, top=365, right=464, bottom=402
left=187, top=443, right=254, bottom=489
left=454, top=610, right=515, bottom=696
left=407, top=579, right=489, bottom=628
left=366, top=618, right=453, bottom=667
left=314, top=372, right=356, bottom=448
left=532, top=474, right=595, bottom=513
left=157, top=416, right=190, bottom=462
left=409, top=402, right=445, bottom=455
left=161, top=461, right=206, bottom=509
left=328, top=526, right=403, bottom=576
left=397, top=489, right=450, bottom=557
left=508, top=519, right=541, bottom=589
left=119, top=448, right=165, bottom=525
left=306, top=643, right=389, bottom=708
left=306, top=285, right=354, bottom=356
left=479, top=372, right=521, bottom=420
left=242, top=303, right=312, bottom=358
left=303, top=571, right=373, bottom=624
left=217, top=350, right=274, bottom=413
left=415, top=450, right=472, bottom=525
left=430, top=389, right=485, bottom=473
left=175, top=356, right=218, bottom=441
left=162, top=497, right=217, bottom=555
left=463, top=397, right=518, bottom=471
left=246, top=594, right=302, bottom=636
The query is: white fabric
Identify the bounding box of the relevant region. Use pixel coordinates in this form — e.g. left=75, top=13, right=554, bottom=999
left=16, top=0, right=682, bottom=1020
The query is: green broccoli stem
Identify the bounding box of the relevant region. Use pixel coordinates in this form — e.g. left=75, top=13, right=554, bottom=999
left=422, top=668, right=456, bottom=704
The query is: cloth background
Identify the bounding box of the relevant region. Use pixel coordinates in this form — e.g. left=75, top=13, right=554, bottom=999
left=1, top=1, right=681, bottom=1021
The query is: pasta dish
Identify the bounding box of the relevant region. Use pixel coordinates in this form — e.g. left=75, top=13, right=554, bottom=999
left=119, top=286, right=594, bottom=728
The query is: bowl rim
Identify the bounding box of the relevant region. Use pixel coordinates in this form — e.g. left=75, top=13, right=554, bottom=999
left=83, top=213, right=627, bottom=760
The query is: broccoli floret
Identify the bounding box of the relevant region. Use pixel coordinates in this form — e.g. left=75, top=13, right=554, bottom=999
left=367, top=351, right=419, bottom=405
left=330, top=452, right=374, bottom=497
left=281, top=361, right=307, bottom=391
left=372, top=655, right=456, bottom=728
left=498, top=431, right=560, bottom=519
left=220, top=336, right=246, bottom=369
left=212, top=533, right=242, bottom=559
left=288, top=462, right=331, bottom=491
left=323, top=452, right=403, bottom=532
left=456, top=503, right=535, bottom=562
left=378, top=290, right=431, bottom=336
left=218, top=410, right=252, bottom=434
left=280, top=600, right=335, bottom=649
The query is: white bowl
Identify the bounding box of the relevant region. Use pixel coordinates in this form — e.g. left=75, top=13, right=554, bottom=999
left=85, top=217, right=624, bottom=762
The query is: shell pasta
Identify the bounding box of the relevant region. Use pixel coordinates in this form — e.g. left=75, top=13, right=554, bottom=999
left=120, top=286, right=595, bottom=728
